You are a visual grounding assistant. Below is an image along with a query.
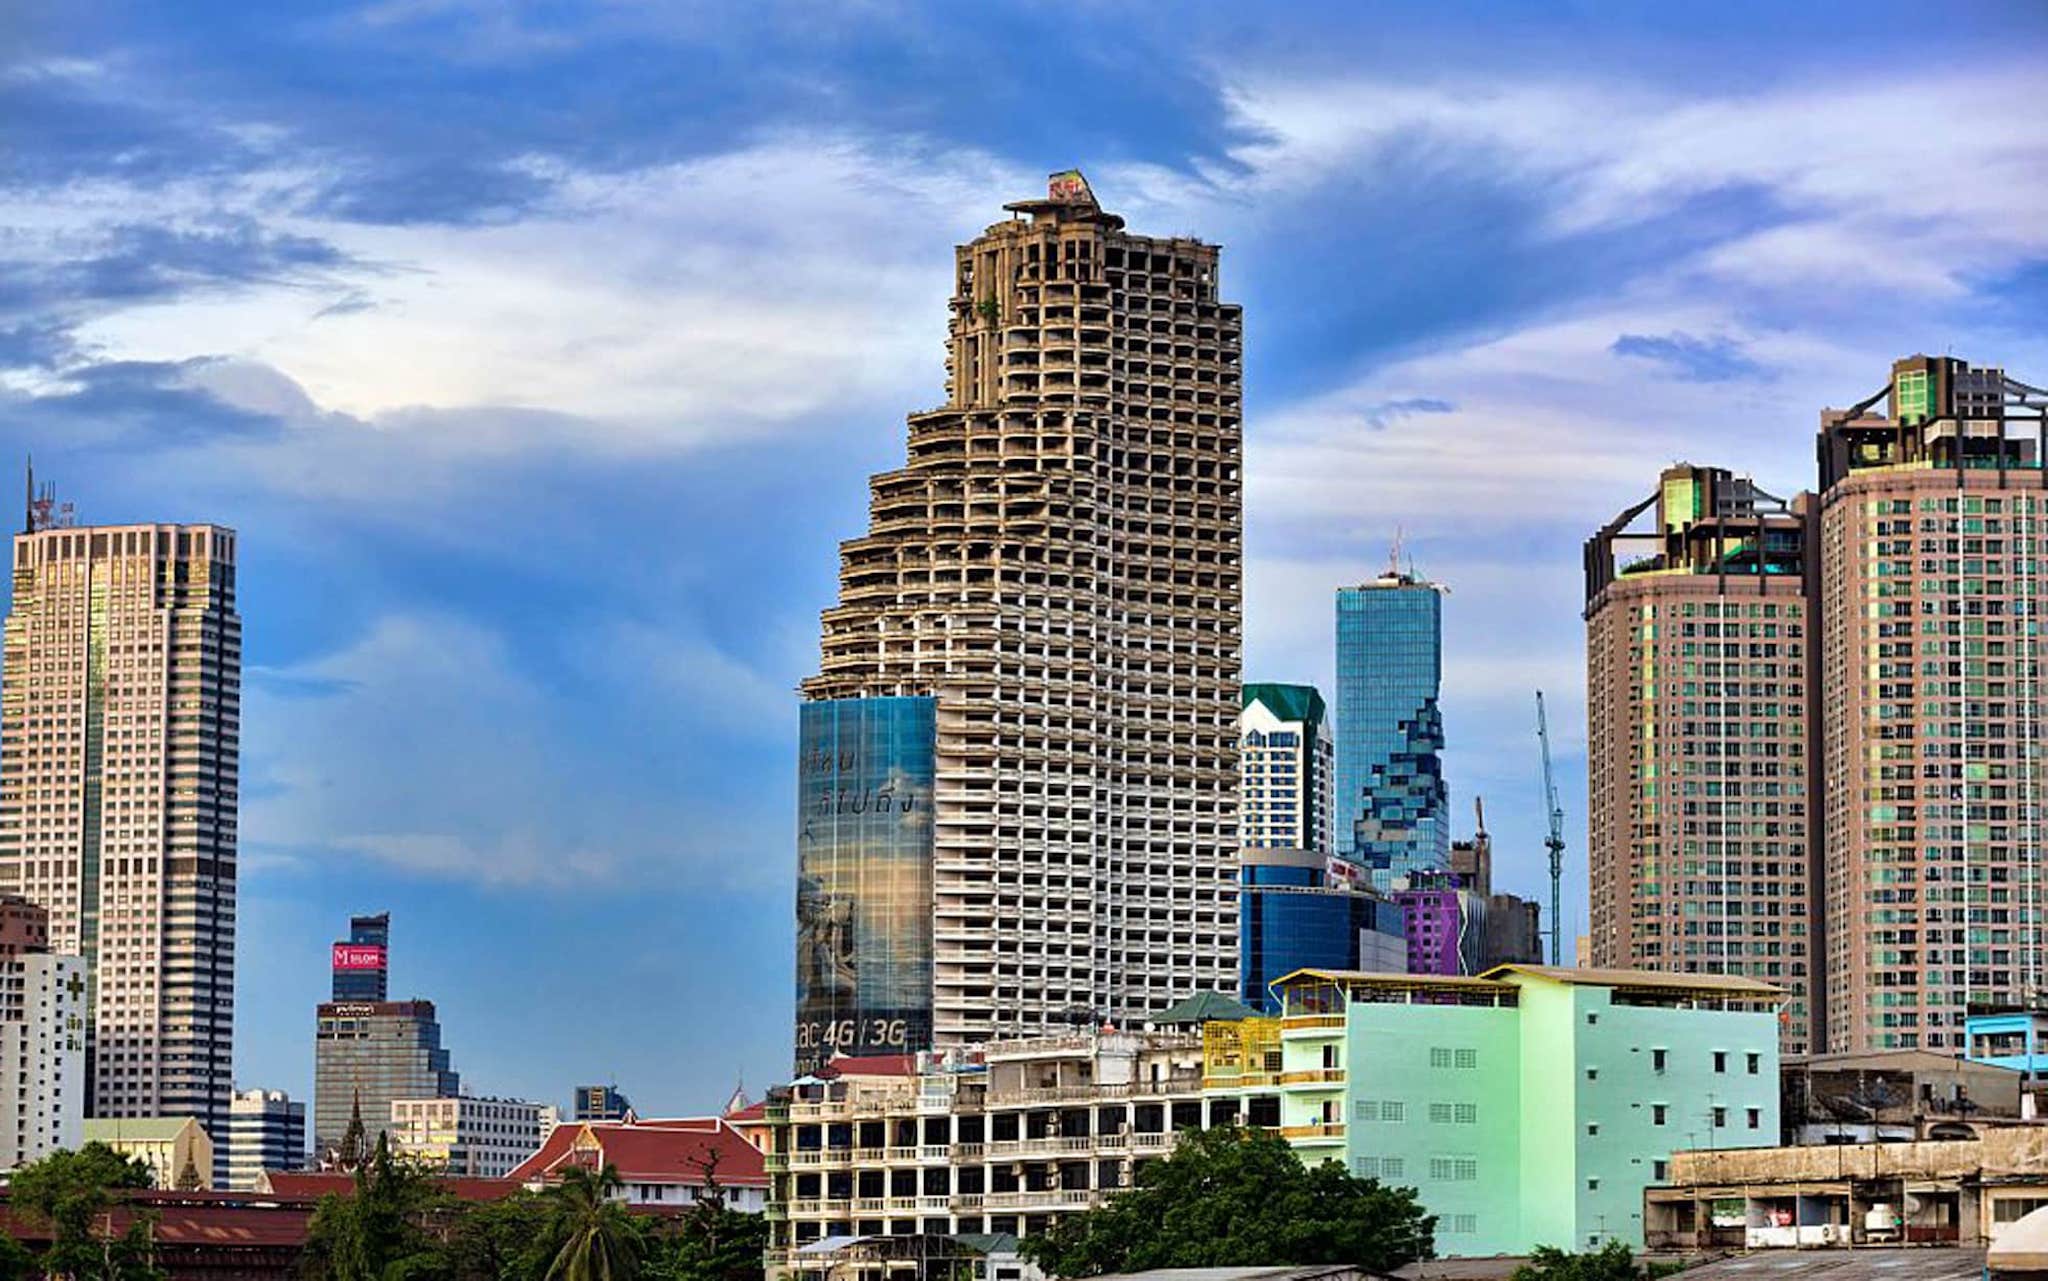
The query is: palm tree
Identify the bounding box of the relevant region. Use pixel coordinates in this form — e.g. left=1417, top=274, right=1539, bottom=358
left=544, top=1163, right=643, bottom=1281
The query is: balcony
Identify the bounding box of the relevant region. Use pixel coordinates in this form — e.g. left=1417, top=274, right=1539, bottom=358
left=1278, top=1122, right=1346, bottom=1144
left=1278, top=1068, right=1347, bottom=1088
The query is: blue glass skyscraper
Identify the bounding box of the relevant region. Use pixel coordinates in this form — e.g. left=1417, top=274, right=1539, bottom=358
left=1334, top=569, right=1449, bottom=890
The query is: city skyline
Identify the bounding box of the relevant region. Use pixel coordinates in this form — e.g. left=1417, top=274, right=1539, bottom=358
left=3, top=1, right=2045, bottom=1115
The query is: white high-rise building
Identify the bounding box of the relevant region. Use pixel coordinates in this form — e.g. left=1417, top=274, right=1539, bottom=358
left=226, top=1088, right=305, bottom=1191
left=794, top=171, right=1243, bottom=1067
left=0, top=493, right=242, bottom=1150
left=1238, top=684, right=1334, bottom=855
left=1, top=950, right=85, bottom=1168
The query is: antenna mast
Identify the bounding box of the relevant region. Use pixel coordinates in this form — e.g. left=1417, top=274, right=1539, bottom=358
left=1537, top=691, right=1566, bottom=966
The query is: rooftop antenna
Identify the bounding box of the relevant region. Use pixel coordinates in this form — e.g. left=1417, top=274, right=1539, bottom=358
left=1387, top=526, right=1405, bottom=578
left=1537, top=691, right=1566, bottom=966
left=22, top=456, right=31, bottom=536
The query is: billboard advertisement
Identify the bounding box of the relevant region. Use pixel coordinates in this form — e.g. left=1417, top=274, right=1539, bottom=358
left=794, top=696, right=935, bottom=1072
left=332, top=944, right=387, bottom=971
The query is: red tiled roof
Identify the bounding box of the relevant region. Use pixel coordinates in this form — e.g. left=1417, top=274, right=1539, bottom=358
left=724, top=1101, right=768, bottom=1122
left=261, top=1171, right=521, bottom=1202
left=818, top=1053, right=919, bottom=1078
left=0, top=1191, right=315, bottom=1249
left=508, top=1120, right=767, bottom=1187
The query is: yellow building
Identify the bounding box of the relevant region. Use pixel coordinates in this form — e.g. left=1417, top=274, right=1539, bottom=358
left=83, top=1116, right=213, bottom=1189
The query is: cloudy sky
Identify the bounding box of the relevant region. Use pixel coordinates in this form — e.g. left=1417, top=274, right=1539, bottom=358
left=5, top=1, right=2046, bottom=1115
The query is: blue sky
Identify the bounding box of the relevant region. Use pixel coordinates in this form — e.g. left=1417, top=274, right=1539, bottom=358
left=4, top=1, right=2046, bottom=1116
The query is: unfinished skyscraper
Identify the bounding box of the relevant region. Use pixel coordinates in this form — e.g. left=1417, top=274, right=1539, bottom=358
left=795, top=171, right=1243, bottom=1067
left=0, top=480, right=241, bottom=1145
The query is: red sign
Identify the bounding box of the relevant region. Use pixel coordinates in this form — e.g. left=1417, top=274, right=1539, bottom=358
left=332, top=944, right=386, bottom=971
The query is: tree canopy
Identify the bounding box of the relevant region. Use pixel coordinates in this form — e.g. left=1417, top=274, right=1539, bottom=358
left=1020, top=1124, right=1435, bottom=1278
left=1511, top=1242, right=1685, bottom=1281
left=8, top=1142, right=161, bottom=1281
left=294, top=1155, right=763, bottom=1281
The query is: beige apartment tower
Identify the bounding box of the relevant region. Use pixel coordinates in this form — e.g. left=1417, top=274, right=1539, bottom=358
left=797, top=172, right=1242, bottom=1061
left=0, top=486, right=241, bottom=1147
left=1816, top=356, right=2048, bottom=1052
left=1584, top=357, right=2048, bottom=1056
left=1584, top=465, right=1816, bottom=1052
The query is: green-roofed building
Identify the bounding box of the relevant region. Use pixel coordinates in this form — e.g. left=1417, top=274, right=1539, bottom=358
left=83, top=1115, right=214, bottom=1189
left=1152, top=991, right=1260, bottom=1026
left=1239, top=683, right=1333, bottom=856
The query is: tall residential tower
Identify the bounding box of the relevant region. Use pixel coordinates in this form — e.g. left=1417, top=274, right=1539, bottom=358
left=1583, top=464, right=1815, bottom=1051
left=794, top=171, right=1243, bottom=1068
left=0, top=485, right=240, bottom=1143
left=1816, top=356, right=2048, bottom=1052
left=1584, top=358, right=2048, bottom=1055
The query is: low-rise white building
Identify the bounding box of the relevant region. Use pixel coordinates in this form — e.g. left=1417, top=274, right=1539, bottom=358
left=389, top=1095, right=548, bottom=1179
left=1, top=952, right=85, bottom=1169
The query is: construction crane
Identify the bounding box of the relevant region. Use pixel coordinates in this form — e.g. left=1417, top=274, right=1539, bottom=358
left=1536, top=691, right=1566, bottom=966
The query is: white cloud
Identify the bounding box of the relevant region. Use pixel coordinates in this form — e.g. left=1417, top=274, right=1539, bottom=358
left=6, top=131, right=1034, bottom=455
left=1211, top=66, right=2048, bottom=293
left=241, top=612, right=789, bottom=891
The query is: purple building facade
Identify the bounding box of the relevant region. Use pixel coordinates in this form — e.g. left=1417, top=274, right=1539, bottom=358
left=1393, top=870, right=1487, bottom=977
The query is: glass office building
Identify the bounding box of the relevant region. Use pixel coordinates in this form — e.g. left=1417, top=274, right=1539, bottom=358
left=312, top=999, right=460, bottom=1161
left=795, top=697, right=936, bottom=1071
left=1335, top=570, right=1449, bottom=889
left=1239, top=848, right=1406, bottom=1011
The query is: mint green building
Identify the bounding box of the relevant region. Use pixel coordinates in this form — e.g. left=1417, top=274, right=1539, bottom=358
left=1263, top=965, right=1782, bottom=1257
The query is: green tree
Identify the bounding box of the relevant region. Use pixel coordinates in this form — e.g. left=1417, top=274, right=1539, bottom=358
left=0, top=1231, right=35, bottom=1281
left=644, top=1205, right=767, bottom=1281
left=9, top=1142, right=161, bottom=1281
left=543, top=1165, right=644, bottom=1281
left=1020, top=1125, right=1434, bottom=1278
left=298, top=1135, right=454, bottom=1281
left=444, top=1192, right=558, bottom=1281
left=1511, top=1241, right=1685, bottom=1281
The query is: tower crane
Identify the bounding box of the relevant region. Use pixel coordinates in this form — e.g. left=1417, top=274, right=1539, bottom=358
left=1537, top=691, right=1566, bottom=966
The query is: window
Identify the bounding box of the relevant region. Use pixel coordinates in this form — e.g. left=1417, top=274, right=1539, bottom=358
left=1747, top=1108, right=1761, bottom=1130
left=1653, top=1104, right=1668, bottom=1125
left=1652, top=1048, right=1667, bottom=1072
left=1654, top=1160, right=1669, bottom=1181
left=1429, top=1103, right=1454, bottom=1124
left=1455, top=1103, right=1477, bottom=1124
left=1430, top=1047, right=1453, bottom=1069
left=1382, top=1157, right=1403, bottom=1179
left=1746, top=1052, right=1761, bottom=1075
left=1586, top=1068, right=1598, bottom=1081
left=1588, top=1178, right=1601, bottom=1191
left=1454, top=1048, right=1477, bottom=1069
left=1381, top=1101, right=1405, bottom=1122
left=1353, top=1100, right=1377, bottom=1121
left=1713, top=1051, right=1728, bottom=1073
left=1353, top=1156, right=1379, bottom=1178
left=1587, top=1013, right=1599, bottom=1026
left=1449, top=1214, right=1477, bottom=1234
left=1587, top=1123, right=1599, bottom=1137
left=1713, top=1107, right=1727, bottom=1128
